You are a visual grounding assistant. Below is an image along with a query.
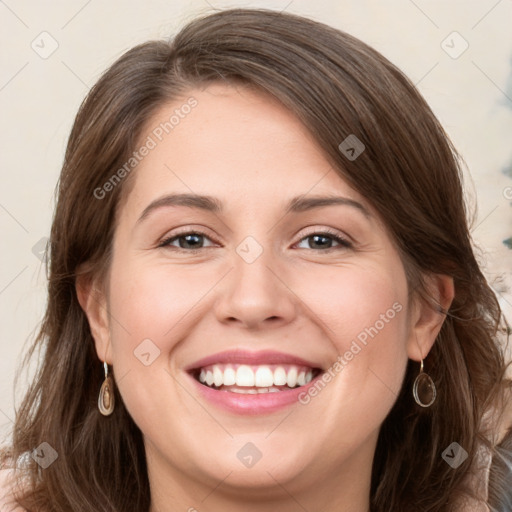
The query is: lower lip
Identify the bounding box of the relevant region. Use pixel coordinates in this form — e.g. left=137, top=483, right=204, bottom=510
left=187, top=371, right=323, bottom=415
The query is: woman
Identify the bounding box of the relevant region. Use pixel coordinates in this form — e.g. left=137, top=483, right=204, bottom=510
left=1, top=8, right=511, bottom=512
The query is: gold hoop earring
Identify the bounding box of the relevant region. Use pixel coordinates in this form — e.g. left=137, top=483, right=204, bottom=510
left=412, top=359, right=436, bottom=407
left=98, top=361, right=115, bottom=416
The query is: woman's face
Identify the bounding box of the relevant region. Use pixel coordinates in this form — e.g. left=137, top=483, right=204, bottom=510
left=85, top=83, right=432, bottom=505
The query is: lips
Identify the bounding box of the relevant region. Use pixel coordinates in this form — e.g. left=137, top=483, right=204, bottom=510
left=186, top=349, right=324, bottom=370
left=185, top=349, right=324, bottom=413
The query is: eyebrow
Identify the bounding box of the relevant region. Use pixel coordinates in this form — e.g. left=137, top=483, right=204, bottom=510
left=136, top=192, right=370, bottom=224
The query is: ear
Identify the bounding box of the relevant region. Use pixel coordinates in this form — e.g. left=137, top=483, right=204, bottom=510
left=76, top=272, right=112, bottom=364
left=406, top=273, right=454, bottom=362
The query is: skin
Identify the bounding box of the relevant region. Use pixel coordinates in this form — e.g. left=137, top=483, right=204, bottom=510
left=78, top=82, right=454, bottom=512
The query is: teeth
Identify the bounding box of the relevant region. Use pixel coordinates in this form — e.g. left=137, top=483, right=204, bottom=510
left=197, top=364, right=316, bottom=390
left=236, top=365, right=255, bottom=386
left=223, top=366, right=236, bottom=386
left=230, top=386, right=284, bottom=394
left=213, top=366, right=223, bottom=387
left=274, top=366, right=287, bottom=386
left=255, top=366, right=274, bottom=387
left=286, top=367, right=298, bottom=388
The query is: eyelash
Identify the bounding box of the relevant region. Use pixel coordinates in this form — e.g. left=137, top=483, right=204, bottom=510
left=158, top=228, right=353, bottom=253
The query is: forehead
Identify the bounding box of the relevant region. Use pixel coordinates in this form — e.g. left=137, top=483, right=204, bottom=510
left=121, top=83, right=369, bottom=219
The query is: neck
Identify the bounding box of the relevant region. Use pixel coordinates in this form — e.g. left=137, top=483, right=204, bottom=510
left=146, top=443, right=373, bottom=512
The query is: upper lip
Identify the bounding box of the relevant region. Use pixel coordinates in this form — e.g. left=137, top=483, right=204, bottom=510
left=186, top=349, right=324, bottom=371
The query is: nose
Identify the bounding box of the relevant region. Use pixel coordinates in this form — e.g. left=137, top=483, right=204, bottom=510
left=214, top=244, right=298, bottom=331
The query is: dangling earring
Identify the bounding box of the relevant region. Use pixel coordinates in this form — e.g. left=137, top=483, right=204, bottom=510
left=98, top=361, right=115, bottom=416
left=412, top=359, right=436, bottom=407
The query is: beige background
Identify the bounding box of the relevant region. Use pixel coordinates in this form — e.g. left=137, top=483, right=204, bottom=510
left=1, top=0, right=512, bottom=441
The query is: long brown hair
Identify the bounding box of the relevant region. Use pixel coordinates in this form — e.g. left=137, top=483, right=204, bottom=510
left=3, top=8, right=511, bottom=511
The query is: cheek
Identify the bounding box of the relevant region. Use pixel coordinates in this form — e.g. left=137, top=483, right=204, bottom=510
left=300, top=262, right=408, bottom=346
left=105, top=258, right=216, bottom=430
left=103, top=259, right=205, bottom=407
left=108, top=258, right=215, bottom=352
left=295, top=262, right=410, bottom=424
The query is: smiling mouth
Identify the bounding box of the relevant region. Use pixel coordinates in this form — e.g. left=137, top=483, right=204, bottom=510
left=190, top=363, right=323, bottom=394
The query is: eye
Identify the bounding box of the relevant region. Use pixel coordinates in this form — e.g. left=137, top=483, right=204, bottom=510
left=158, top=228, right=352, bottom=252
left=295, top=229, right=353, bottom=251
left=158, top=231, right=217, bottom=251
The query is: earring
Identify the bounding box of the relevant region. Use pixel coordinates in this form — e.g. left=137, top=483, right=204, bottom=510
left=412, top=359, right=436, bottom=407
left=98, top=361, right=115, bottom=416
